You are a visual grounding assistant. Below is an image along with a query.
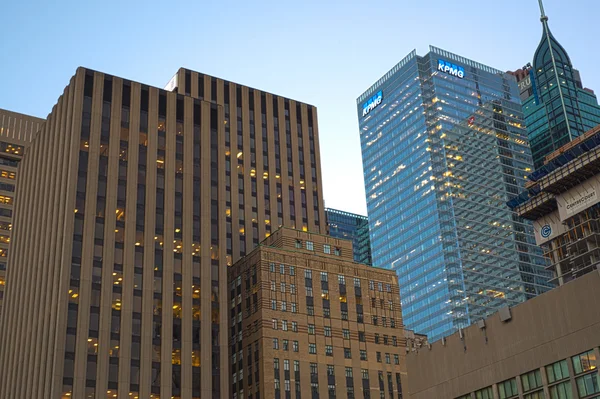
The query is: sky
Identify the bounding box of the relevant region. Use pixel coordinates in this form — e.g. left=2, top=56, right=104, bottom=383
left=1, top=0, right=598, bottom=215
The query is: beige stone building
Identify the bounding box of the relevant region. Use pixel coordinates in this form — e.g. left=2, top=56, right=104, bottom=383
left=405, top=269, right=600, bottom=399
left=0, top=67, right=326, bottom=399
left=228, top=228, right=407, bottom=399
left=0, top=108, right=43, bottom=315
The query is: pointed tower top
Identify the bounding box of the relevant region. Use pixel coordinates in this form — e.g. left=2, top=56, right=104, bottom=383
left=538, top=0, right=548, bottom=21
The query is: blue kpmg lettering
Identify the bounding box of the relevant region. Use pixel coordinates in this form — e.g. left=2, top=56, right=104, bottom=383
left=438, top=60, right=465, bottom=79
left=362, top=91, right=383, bottom=117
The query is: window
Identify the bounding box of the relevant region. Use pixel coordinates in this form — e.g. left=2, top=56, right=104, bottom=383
left=291, top=321, right=298, bottom=332
left=343, top=329, right=350, bottom=339
left=308, top=324, right=315, bottom=335
left=271, top=300, right=277, bottom=310
left=360, top=350, right=367, bottom=361
left=385, top=353, right=390, bottom=364
left=309, top=344, right=316, bottom=354
left=295, top=240, right=302, bottom=249
left=290, top=266, right=295, bottom=276
left=323, top=307, right=330, bottom=318
left=354, top=278, right=361, bottom=287
left=359, top=332, right=365, bottom=342
left=361, top=369, right=369, bottom=380
left=548, top=381, right=572, bottom=399
left=546, top=360, right=569, bottom=384
left=576, top=373, right=600, bottom=397
left=325, top=345, right=333, bottom=356
left=344, top=348, right=352, bottom=359
left=321, top=272, right=328, bottom=282
left=273, top=338, right=279, bottom=349
left=307, top=305, right=314, bottom=316
left=572, top=350, right=597, bottom=374
left=310, top=363, right=318, bottom=375
left=372, top=316, right=378, bottom=326
left=271, top=281, right=276, bottom=291
left=294, top=360, right=300, bottom=372
left=324, top=326, right=331, bottom=337
left=280, top=282, right=286, bottom=293
left=305, top=269, right=312, bottom=279
left=376, top=352, right=382, bottom=362
left=324, top=244, right=331, bottom=254
left=283, top=340, right=289, bottom=351
left=392, top=336, right=397, bottom=347
left=377, top=282, right=383, bottom=292
left=293, top=341, right=299, bottom=352
left=394, top=354, right=399, bottom=365
left=274, top=358, right=280, bottom=370
left=375, top=334, right=380, bottom=344
left=521, top=369, right=543, bottom=393
left=281, top=301, right=287, bottom=312
left=383, top=335, right=389, bottom=345
left=334, top=247, right=340, bottom=256
left=270, top=263, right=276, bottom=272
left=291, top=303, right=297, bottom=313
left=385, top=284, right=391, bottom=292
left=281, top=320, right=288, bottom=331
left=290, top=284, right=296, bottom=294
left=345, top=367, right=353, bottom=378
left=327, top=365, right=335, bottom=376
left=338, top=275, right=345, bottom=285
left=306, top=241, right=313, bottom=250
left=272, top=319, right=278, bottom=329
left=328, top=384, right=336, bottom=397
left=474, top=387, right=493, bottom=399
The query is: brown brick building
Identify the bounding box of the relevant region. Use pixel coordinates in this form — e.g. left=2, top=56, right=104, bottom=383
left=228, top=228, right=407, bottom=399
left=405, top=269, right=600, bottom=399
left=0, top=108, right=43, bottom=315
left=0, top=67, right=325, bottom=399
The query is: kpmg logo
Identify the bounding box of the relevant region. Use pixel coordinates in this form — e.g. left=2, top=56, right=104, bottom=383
left=540, top=224, right=552, bottom=238
left=362, top=91, right=383, bottom=117
left=438, top=59, right=465, bottom=79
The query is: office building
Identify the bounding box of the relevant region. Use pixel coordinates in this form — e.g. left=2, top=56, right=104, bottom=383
left=0, top=67, right=326, bottom=399
left=326, top=207, right=372, bottom=265
left=0, top=108, right=44, bottom=316
left=405, top=269, right=600, bottom=399
left=509, top=123, right=600, bottom=286
left=357, top=46, right=553, bottom=342
left=228, top=227, right=406, bottom=399
left=508, top=1, right=600, bottom=170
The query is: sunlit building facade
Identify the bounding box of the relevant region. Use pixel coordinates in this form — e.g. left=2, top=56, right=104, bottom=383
left=0, top=108, right=43, bottom=317
left=357, top=46, right=553, bottom=342
left=326, top=208, right=372, bottom=265
left=0, top=68, right=326, bottom=399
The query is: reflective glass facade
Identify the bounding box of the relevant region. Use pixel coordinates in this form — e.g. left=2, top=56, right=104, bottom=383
left=524, top=21, right=600, bottom=169
left=358, top=46, right=553, bottom=341
left=325, top=208, right=372, bottom=265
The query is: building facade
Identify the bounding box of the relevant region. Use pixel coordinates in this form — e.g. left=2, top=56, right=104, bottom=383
left=228, top=228, right=406, bottom=399
left=405, top=269, right=600, bottom=399
left=0, top=108, right=44, bottom=316
left=509, top=124, right=600, bottom=286
left=357, top=46, right=553, bottom=342
left=0, top=67, right=326, bottom=399
left=510, top=4, right=600, bottom=170
left=325, top=208, right=372, bottom=265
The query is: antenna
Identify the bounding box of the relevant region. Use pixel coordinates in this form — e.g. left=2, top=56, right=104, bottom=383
left=538, top=0, right=548, bottom=21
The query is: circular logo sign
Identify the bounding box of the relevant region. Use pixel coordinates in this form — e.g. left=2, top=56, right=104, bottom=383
left=540, top=224, right=552, bottom=238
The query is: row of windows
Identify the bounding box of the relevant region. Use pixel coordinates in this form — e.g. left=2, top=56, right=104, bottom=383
left=457, top=349, right=600, bottom=399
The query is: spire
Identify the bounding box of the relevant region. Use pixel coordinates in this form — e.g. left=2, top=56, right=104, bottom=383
left=538, top=0, right=548, bottom=21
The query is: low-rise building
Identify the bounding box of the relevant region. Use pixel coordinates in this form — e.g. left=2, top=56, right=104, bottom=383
left=405, top=269, right=600, bottom=399
left=228, top=227, right=406, bottom=399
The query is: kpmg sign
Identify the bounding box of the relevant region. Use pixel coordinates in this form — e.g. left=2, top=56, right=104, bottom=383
left=438, top=60, right=465, bottom=79
left=362, top=91, right=383, bottom=117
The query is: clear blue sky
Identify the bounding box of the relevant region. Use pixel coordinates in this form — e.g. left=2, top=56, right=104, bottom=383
left=1, top=0, right=597, bottom=215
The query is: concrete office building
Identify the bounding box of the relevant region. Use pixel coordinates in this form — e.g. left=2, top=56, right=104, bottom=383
left=0, top=108, right=44, bottom=316
left=357, top=46, right=553, bottom=342
left=0, top=67, right=326, bottom=399
left=508, top=1, right=600, bottom=170
left=405, top=269, right=600, bottom=399
left=326, top=207, right=373, bottom=265
left=509, top=124, right=600, bottom=286
left=228, top=228, right=406, bottom=399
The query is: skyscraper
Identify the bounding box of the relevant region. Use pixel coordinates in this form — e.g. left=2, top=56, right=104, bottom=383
left=0, top=108, right=43, bottom=317
left=510, top=1, right=600, bottom=169
left=0, top=67, right=326, bottom=399
left=326, top=208, right=372, bottom=265
left=358, top=46, right=553, bottom=342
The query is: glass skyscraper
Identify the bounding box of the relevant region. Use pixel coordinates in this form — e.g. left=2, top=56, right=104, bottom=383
left=358, top=46, right=553, bottom=341
left=520, top=4, right=600, bottom=169
left=325, top=208, right=372, bottom=265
